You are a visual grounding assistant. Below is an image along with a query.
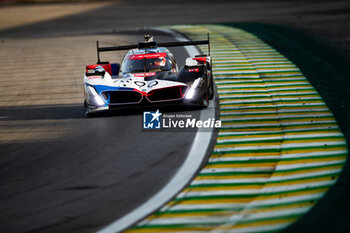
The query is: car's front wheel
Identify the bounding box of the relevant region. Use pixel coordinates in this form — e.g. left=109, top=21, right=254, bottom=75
left=201, top=92, right=209, bottom=108
left=84, top=101, right=92, bottom=117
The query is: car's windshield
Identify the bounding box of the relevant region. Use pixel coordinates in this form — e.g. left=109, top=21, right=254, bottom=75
left=121, top=52, right=172, bottom=73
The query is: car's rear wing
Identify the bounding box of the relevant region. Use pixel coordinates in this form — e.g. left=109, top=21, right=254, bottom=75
left=96, top=34, right=210, bottom=64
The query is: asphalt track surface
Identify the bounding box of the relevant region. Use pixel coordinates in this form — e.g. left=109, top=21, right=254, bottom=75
left=0, top=30, right=213, bottom=233
left=1, top=0, right=350, bottom=233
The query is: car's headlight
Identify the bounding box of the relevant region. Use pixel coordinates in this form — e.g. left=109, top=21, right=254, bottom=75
left=85, top=84, right=105, bottom=106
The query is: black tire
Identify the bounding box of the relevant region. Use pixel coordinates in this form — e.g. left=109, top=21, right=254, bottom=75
left=207, top=63, right=214, bottom=100
left=84, top=101, right=91, bottom=117
left=208, top=75, right=214, bottom=100
left=201, top=92, right=209, bottom=109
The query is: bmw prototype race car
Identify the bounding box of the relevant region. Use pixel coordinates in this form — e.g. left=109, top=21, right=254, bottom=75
left=83, top=35, right=214, bottom=116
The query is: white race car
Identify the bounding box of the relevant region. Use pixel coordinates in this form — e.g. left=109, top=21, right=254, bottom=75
left=84, top=35, right=214, bottom=116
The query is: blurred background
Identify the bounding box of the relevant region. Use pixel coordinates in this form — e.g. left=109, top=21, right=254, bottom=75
left=0, top=0, right=349, bottom=233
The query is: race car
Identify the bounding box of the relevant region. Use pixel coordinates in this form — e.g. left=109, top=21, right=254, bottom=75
left=83, top=34, right=214, bottom=116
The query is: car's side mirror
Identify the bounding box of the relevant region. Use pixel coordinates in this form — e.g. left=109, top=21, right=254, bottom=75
left=86, top=65, right=105, bottom=77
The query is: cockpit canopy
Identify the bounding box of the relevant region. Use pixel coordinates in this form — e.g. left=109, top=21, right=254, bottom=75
left=120, top=49, right=177, bottom=74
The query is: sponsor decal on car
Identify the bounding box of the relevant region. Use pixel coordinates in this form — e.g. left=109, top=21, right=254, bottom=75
left=87, top=75, right=102, bottom=80
left=133, top=72, right=156, bottom=77
left=188, top=68, right=199, bottom=72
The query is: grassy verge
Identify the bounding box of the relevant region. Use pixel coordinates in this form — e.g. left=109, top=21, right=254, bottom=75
left=224, top=22, right=350, bottom=233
